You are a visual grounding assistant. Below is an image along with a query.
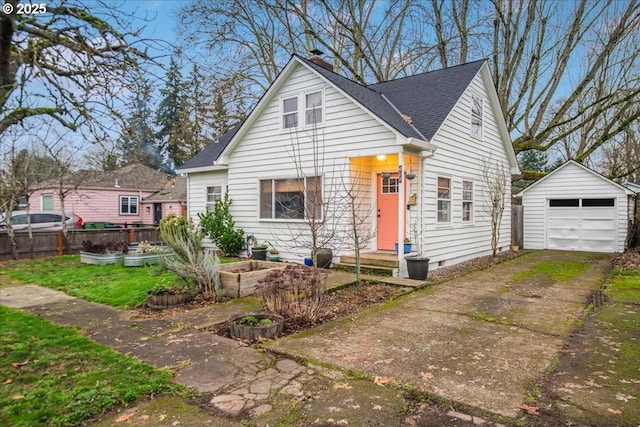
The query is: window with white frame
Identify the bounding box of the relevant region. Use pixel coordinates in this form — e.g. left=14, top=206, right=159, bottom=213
left=282, top=96, right=298, bottom=129
left=304, top=91, right=323, bottom=125
left=282, top=90, right=324, bottom=130
left=120, top=196, right=138, bottom=215
left=205, top=185, right=223, bottom=211
left=260, top=176, right=322, bottom=220
left=41, top=194, right=54, bottom=210
left=470, top=94, right=483, bottom=137
left=437, top=177, right=451, bottom=223
left=462, top=180, right=473, bottom=222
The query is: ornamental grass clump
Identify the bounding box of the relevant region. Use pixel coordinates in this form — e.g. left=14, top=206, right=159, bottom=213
left=257, top=264, right=328, bottom=323
left=158, top=214, right=223, bottom=301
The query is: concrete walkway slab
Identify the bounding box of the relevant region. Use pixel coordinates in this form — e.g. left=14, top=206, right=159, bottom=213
left=266, top=251, right=613, bottom=418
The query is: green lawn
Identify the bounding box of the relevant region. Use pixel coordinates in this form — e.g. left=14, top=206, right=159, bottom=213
left=607, top=268, right=640, bottom=303
left=0, top=306, right=182, bottom=427
left=0, top=255, right=237, bottom=308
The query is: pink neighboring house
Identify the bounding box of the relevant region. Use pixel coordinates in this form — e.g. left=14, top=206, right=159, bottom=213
left=30, top=164, right=186, bottom=227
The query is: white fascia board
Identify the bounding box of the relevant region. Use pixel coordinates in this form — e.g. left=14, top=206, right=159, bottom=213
left=177, top=165, right=229, bottom=175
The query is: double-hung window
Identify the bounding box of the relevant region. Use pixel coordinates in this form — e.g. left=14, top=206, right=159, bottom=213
left=205, top=185, right=223, bottom=211
left=41, top=194, right=54, bottom=210
left=462, top=180, right=473, bottom=223
left=120, top=196, right=138, bottom=215
left=437, top=177, right=451, bottom=223
left=282, top=96, right=298, bottom=129
left=282, top=89, right=324, bottom=130
left=470, top=94, right=483, bottom=138
left=260, top=176, right=322, bottom=220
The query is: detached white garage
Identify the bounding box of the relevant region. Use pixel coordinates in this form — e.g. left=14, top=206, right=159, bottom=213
left=518, top=160, right=635, bottom=253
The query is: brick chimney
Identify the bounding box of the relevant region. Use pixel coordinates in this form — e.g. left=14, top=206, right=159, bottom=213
left=309, top=49, right=333, bottom=71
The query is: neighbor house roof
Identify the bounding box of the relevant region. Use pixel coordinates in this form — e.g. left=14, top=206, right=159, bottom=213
left=179, top=55, right=505, bottom=172
left=37, top=163, right=172, bottom=191
left=622, top=181, right=640, bottom=193
left=142, top=177, right=187, bottom=202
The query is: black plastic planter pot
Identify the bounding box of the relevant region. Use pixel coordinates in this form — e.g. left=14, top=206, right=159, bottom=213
left=405, top=256, right=429, bottom=280
left=252, top=248, right=268, bottom=260
left=315, top=248, right=333, bottom=269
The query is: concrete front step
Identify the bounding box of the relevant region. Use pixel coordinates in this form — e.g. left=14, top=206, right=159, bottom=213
left=334, top=262, right=396, bottom=277
left=339, top=254, right=400, bottom=268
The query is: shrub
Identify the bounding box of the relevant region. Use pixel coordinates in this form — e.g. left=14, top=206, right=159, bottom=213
left=158, top=214, right=223, bottom=301
left=257, top=265, right=328, bottom=323
left=198, top=194, right=245, bottom=256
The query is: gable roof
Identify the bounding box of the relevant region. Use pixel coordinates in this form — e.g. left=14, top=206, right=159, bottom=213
left=37, top=163, right=172, bottom=191
left=180, top=55, right=516, bottom=172
left=178, top=124, right=242, bottom=171
left=367, top=60, right=486, bottom=141
left=622, top=181, right=640, bottom=193
left=516, top=160, right=634, bottom=196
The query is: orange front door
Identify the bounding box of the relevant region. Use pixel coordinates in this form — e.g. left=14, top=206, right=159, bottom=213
left=377, top=173, right=399, bottom=250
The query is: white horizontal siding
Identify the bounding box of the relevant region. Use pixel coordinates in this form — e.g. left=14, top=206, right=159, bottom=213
left=186, top=170, right=228, bottom=227
left=224, top=63, right=398, bottom=262
left=521, top=162, right=629, bottom=252
left=420, top=71, right=513, bottom=268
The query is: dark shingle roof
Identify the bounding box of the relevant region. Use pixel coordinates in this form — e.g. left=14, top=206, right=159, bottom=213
left=178, top=124, right=241, bottom=170
left=367, top=60, right=485, bottom=140
left=179, top=57, right=485, bottom=168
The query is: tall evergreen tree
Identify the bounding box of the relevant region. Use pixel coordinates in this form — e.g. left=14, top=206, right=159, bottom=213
left=156, top=58, right=190, bottom=167
left=118, top=79, right=169, bottom=172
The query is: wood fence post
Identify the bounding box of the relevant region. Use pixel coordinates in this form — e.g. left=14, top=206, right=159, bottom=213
left=58, top=231, right=63, bottom=256
left=129, top=228, right=135, bottom=243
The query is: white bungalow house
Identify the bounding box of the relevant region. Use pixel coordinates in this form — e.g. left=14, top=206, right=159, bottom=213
left=178, top=53, right=519, bottom=276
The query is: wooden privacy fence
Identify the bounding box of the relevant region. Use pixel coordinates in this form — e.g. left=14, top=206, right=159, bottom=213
left=0, top=228, right=161, bottom=260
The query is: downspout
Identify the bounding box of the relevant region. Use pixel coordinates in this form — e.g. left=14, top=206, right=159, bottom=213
left=397, top=149, right=405, bottom=271
left=420, top=149, right=436, bottom=259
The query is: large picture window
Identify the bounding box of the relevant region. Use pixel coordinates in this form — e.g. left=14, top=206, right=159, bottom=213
left=437, top=177, right=451, bottom=223
left=462, top=180, right=473, bottom=222
left=470, top=94, right=483, bottom=138
left=260, top=176, right=322, bottom=220
left=120, top=196, right=138, bottom=215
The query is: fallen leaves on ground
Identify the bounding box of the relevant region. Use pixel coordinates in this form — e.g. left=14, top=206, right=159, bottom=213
left=116, top=413, right=134, bottom=422
left=520, top=403, right=539, bottom=415
left=11, top=359, right=29, bottom=368
left=333, top=382, right=352, bottom=390
left=420, top=371, right=433, bottom=379
left=374, top=376, right=394, bottom=386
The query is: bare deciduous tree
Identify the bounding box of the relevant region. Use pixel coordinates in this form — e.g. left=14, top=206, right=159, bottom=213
left=481, top=157, right=508, bottom=257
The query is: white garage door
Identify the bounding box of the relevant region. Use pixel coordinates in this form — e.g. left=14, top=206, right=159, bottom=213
left=546, top=198, right=617, bottom=252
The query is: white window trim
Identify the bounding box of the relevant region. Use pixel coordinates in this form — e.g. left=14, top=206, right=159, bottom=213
left=119, top=196, right=139, bottom=215
left=470, top=93, right=484, bottom=139
left=462, top=179, right=474, bottom=224
left=258, top=176, right=324, bottom=222
left=280, top=87, right=325, bottom=131
left=437, top=175, right=452, bottom=225
left=205, top=184, right=226, bottom=211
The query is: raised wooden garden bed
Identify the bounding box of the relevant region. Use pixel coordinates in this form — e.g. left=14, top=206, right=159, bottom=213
left=219, top=260, right=285, bottom=298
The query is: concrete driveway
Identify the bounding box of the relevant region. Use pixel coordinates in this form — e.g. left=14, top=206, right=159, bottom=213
left=266, top=250, right=613, bottom=418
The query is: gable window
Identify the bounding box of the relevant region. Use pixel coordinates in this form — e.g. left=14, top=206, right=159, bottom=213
left=462, top=180, right=473, bottom=222
left=470, top=94, right=483, bottom=138
left=206, top=185, right=223, bottom=211
left=437, top=177, right=451, bottom=223
left=260, top=176, right=322, bottom=220
left=282, top=96, right=298, bottom=129
left=41, top=194, right=54, bottom=210
left=120, top=196, right=138, bottom=215
left=305, top=91, right=323, bottom=125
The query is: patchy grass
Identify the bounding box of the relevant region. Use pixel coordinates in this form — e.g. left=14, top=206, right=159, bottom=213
left=0, top=306, right=182, bottom=427
left=606, top=269, right=640, bottom=303
left=511, top=260, right=590, bottom=283
left=0, top=255, right=237, bottom=308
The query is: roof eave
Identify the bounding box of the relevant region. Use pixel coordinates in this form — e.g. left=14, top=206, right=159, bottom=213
left=177, top=165, right=229, bottom=174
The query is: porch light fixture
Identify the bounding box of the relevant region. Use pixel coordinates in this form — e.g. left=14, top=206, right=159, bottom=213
left=405, top=172, right=416, bottom=180
left=381, top=172, right=391, bottom=179
left=376, top=154, right=387, bottom=161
